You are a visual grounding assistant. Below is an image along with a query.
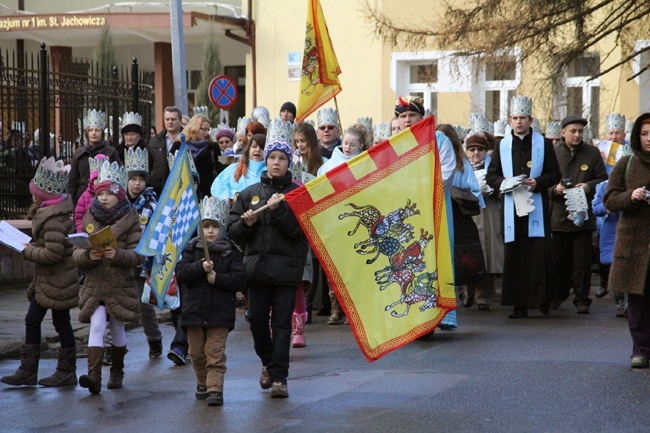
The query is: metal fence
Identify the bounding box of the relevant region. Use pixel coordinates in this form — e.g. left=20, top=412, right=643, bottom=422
left=0, top=43, right=153, bottom=218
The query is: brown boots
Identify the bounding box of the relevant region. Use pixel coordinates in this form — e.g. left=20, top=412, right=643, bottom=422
left=327, top=292, right=345, bottom=325
left=38, top=347, right=77, bottom=387
left=0, top=344, right=40, bottom=386
left=79, top=346, right=103, bottom=394
left=106, top=345, right=127, bottom=389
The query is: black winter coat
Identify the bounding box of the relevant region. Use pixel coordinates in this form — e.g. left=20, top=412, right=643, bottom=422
left=228, top=171, right=308, bottom=288
left=176, top=238, right=246, bottom=330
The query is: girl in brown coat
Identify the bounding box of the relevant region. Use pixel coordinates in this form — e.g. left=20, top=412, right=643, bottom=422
left=73, top=161, right=143, bottom=394
left=1, top=157, right=79, bottom=388
left=603, top=112, right=650, bottom=368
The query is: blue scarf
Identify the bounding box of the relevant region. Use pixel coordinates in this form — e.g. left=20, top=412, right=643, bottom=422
left=499, top=132, right=545, bottom=243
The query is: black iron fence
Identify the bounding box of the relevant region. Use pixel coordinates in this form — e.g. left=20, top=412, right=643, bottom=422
left=0, top=43, right=153, bottom=218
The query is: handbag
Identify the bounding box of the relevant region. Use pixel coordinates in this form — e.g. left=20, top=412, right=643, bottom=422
left=450, top=186, right=480, bottom=216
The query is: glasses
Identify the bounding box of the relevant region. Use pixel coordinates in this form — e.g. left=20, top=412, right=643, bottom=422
left=319, top=125, right=336, bottom=131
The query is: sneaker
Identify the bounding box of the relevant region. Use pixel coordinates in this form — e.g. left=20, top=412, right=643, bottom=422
left=259, top=366, right=271, bottom=390
left=195, top=384, right=208, bottom=399
left=577, top=304, right=590, bottom=314
left=148, top=339, right=163, bottom=359
left=270, top=382, right=288, bottom=398
left=595, top=287, right=609, bottom=298
left=207, top=391, right=224, bottom=406
left=631, top=356, right=649, bottom=369
left=167, top=347, right=186, bottom=366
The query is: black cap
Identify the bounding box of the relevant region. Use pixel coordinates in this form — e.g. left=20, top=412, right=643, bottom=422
left=280, top=101, right=296, bottom=118
left=561, top=116, right=588, bottom=129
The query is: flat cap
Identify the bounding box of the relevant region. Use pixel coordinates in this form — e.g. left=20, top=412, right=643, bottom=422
left=561, top=115, right=588, bottom=129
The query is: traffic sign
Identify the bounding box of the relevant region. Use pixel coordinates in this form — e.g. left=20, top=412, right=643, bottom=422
left=208, top=75, right=238, bottom=109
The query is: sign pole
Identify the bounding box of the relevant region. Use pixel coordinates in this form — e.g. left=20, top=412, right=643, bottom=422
left=170, top=0, right=188, bottom=115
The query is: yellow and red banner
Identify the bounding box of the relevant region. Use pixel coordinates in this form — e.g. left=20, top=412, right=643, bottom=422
left=295, top=0, right=342, bottom=122
left=285, top=117, right=455, bottom=362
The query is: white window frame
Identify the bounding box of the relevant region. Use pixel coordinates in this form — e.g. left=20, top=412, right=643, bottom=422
left=634, top=40, right=650, bottom=113
left=557, top=53, right=601, bottom=132
left=475, top=48, right=522, bottom=120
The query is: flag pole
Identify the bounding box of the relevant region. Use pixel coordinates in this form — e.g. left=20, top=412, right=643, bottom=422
left=333, top=95, right=343, bottom=129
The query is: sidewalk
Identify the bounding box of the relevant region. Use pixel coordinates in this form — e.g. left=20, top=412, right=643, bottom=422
left=0, top=284, right=171, bottom=360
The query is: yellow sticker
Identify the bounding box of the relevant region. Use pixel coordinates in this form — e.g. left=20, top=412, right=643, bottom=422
left=526, top=160, right=532, bottom=168
left=139, top=215, right=148, bottom=225
left=251, top=195, right=260, bottom=205
left=581, top=164, right=588, bottom=171
left=86, top=223, right=95, bottom=233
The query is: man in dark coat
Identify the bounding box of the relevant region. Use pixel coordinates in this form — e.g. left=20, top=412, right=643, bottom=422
left=147, top=106, right=183, bottom=196
left=549, top=116, right=608, bottom=314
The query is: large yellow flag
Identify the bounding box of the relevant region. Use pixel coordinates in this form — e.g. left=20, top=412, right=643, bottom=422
left=296, top=0, right=342, bottom=122
left=285, top=117, right=455, bottom=361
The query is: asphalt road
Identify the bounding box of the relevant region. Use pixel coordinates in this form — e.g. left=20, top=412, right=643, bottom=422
left=1, top=298, right=648, bottom=433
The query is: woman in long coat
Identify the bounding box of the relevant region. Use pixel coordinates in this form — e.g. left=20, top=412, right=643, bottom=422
left=603, top=112, right=650, bottom=368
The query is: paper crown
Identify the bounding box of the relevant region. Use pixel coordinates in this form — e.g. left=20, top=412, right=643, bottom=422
left=84, top=109, right=106, bottom=130
left=257, top=113, right=270, bottom=128
left=493, top=119, right=508, bottom=136
left=373, top=122, right=390, bottom=141
left=201, top=196, right=230, bottom=225
left=120, top=112, right=142, bottom=129
left=468, top=113, right=491, bottom=134
left=88, top=154, right=108, bottom=174
left=357, top=117, right=373, bottom=133
left=267, top=119, right=293, bottom=145
left=605, top=113, right=625, bottom=131
left=453, top=124, right=468, bottom=141
left=303, top=119, right=315, bottom=128
left=317, top=108, right=339, bottom=127
left=32, top=157, right=71, bottom=195
left=237, top=117, right=252, bottom=133
left=531, top=118, right=542, bottom=134
left=97, top=160, right=126, bottom=188
left=545, top=121, right=561, bottom=138
left=167, top=149, right=199, bottom=180
left=625, top=119, right=634, bottom=135
left=510, top=96, right=533, bottom=117
left=193, top=106, right=208, bottom=117
left=125, top=147, right=149, bottom=173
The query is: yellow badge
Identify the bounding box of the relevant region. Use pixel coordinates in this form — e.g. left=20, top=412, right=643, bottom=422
left=581, top=164, right=588, bottom=171
left=86, top=223, right=95, bottom=233
left=139, top=215, right=148, bottom=225
left=251, top=195, right=260, bottom=205
left=527, top=160, right=532, bottom=168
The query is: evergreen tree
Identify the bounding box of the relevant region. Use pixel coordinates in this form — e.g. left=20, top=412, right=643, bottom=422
left=196, top=30, right=222, bottom=125
left=95, top=26, right=116, bottom=79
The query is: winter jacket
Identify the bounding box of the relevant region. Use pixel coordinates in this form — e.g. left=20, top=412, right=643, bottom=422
left=74, top=208, right=144, bottom=323
left=592, top=181, right=619, bottom=265
left=228, top=170, right=308, bottom=288
left=170, top=140, right=225, bottom=199
left=603, top=112, right=650, bottom=296
left=22, top=197, right=79, bottom=310
left=147, top=130, right=170, bottom=196
left=177, top=238, right=246, bottom=331
left=66, top=141, right=121, bottom=205
left=549, top=140, right=608, bottom=232
left=74, top=186, right=95, bottom=233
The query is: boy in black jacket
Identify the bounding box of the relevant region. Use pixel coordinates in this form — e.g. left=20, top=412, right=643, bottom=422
left=176, top=196, right=246, bottom=406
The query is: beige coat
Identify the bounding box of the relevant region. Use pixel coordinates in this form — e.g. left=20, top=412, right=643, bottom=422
left=22, top=197, right=79, bottom=310
left=74, top=207, right=143, bottom=323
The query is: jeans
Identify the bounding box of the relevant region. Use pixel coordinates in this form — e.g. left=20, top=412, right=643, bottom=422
left=248, top=285, right=296, bottom=384
left=25, top=299, right=75, bottom=349
left=135, top=276, right=162, bottom=341
left=170, top=306, right=188, bottom=355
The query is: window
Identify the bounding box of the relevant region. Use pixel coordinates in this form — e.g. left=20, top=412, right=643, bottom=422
left=480, top=52, right=521, bottom=121
left=485, top=56, right=517, bottom=81
left=563, top=53, right=600, bottom=137
left=409, top=62, right=438, bottom=84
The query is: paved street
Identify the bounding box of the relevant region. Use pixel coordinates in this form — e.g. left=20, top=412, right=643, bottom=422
left=1, top=291, right=649, bottom=433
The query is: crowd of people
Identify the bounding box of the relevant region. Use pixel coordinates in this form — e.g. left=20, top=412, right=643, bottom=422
left=1, top=94, right=649, bottom=406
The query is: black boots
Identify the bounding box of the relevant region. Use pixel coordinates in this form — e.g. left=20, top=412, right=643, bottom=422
left=106, top=345, right=127, bottom=389
left=38, top=347, right=77, bottom=387
left=0, top=344, right=40, bottom=386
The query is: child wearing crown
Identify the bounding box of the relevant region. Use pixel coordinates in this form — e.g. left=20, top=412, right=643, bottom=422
left=124, top=147, right=164, bottom=359
left=73, top=161, right=143, bottom=395
left=74, top=154, right=108, bottom=233
left=1, top=158, right=80, bottom=388
left=228, top=120, right=308, bottom=399
left=175, top=197, right=246, bottom=406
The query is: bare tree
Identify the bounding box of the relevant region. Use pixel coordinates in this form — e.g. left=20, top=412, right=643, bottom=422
left=363, top=0, right=650, bottom=81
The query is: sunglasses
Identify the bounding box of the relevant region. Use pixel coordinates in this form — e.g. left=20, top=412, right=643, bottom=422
left=319, top=125, right=336, bottom=131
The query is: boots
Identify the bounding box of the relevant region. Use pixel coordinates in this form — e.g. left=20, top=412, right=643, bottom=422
left=79, top=346, right=103, bottom=394
left=107, top=345, right=128, bottom=389
left=291, top=312, right=307, bottom=348
left=38, top=347, right=77, bottom=387
left=1, top=344, right=40, bottom=386
left=327, top=292, right=345, bottom=325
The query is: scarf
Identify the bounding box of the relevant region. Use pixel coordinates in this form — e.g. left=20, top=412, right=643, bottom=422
left=41, top=194, right=67, bottom=208
left=89, top=196, right=133, bottom=226
left=500, top=132, right=545, bottom=243
left=193, top=238, right=233, bottom=257
left=186, top=139, right=211, bottom=159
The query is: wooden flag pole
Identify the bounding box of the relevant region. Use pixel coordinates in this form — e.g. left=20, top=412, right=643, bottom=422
left=252, top=194, right=285, bottom=215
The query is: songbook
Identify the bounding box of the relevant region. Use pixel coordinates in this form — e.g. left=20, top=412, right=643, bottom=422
left=67, top=226, right=118, bottom=252
left=0, top=221, right=32, bottom=252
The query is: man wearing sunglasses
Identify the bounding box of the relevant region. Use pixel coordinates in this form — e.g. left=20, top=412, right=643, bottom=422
left=316, top=108, right=341, bottom=159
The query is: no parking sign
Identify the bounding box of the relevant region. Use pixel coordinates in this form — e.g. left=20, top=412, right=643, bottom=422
left=208, top=75, right=238, bottom=109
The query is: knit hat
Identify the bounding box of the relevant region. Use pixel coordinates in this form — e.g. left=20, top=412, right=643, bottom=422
left=215, top=128, right=235, bottom=142
left=95, top=180, right=127, bottom=201
left=264, top=140, right=293, bottom=165
left=394, top=96, right=425, bottom=117
left=120, top=112, right=143, bottom=136
left=280, top=101, right=297, bottom=118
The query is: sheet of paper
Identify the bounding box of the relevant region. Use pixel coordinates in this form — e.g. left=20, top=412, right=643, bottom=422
left=512, top=185, right=535, bottom=217
left=0, top=221, right=32, bottom=252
